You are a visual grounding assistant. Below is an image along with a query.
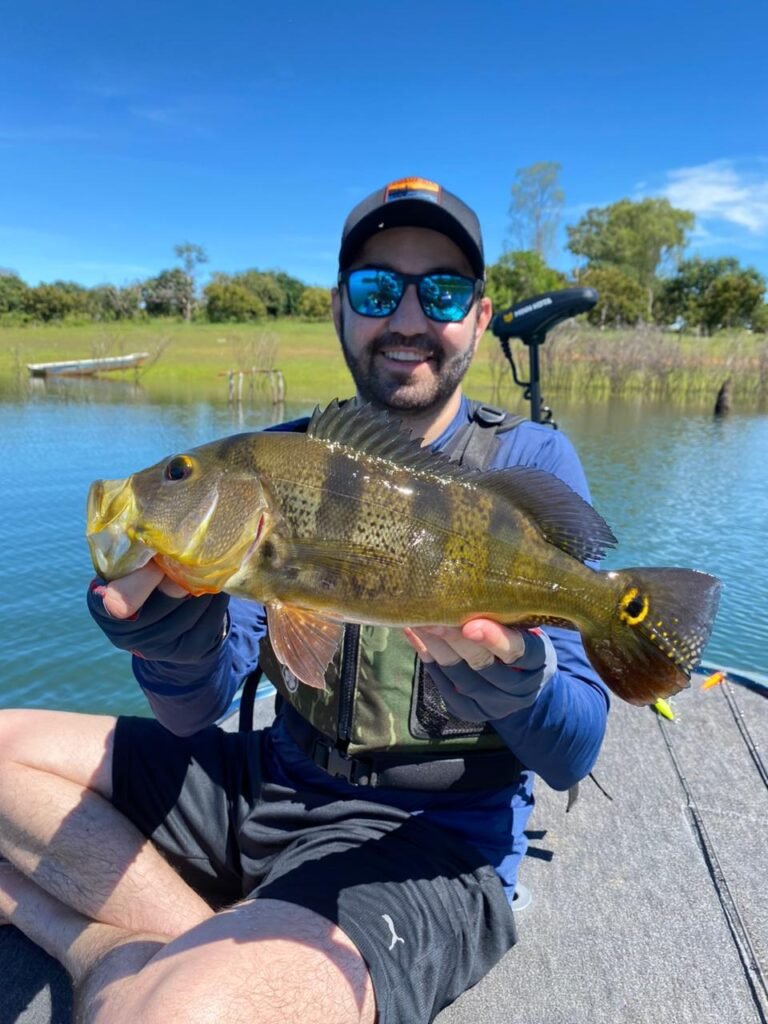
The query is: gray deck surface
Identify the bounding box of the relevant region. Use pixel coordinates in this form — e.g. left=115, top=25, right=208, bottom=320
left=3, top=669, right=766, bottom=1024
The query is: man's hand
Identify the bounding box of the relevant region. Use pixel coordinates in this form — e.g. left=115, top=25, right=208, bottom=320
left=403, top=620, right=556, bottom=721
left=404, top=621, right=526, bottom=670
left=97, top=563, right=188, bottom=619
left=88, top=562, right=230, bottom=664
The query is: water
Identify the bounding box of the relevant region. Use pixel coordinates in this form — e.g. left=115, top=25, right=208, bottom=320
left=554, top=395, right=768, bottom=671
left=2, top=381, right=766, bottom=716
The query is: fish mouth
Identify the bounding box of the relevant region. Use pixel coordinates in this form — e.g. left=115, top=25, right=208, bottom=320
left=86, top=477, right=156, bottom=579
left=87, top=478, right=132, bottom=531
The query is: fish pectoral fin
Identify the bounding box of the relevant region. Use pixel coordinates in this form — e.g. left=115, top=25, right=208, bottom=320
left=267, top=603, right=344, bottom=690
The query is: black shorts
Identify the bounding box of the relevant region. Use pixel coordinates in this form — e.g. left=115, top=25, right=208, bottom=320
left=111, top=716, right=517, bottom=1024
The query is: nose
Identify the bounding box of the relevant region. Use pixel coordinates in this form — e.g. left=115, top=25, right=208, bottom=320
left=387, top=282, right=429, bottom=335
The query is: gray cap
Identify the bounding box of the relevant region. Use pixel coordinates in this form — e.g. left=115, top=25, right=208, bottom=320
left=339, top=177, right=485, bottom=279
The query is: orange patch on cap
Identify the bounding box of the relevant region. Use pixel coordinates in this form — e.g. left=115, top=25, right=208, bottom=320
left=385, top=177, right=441, bottom=202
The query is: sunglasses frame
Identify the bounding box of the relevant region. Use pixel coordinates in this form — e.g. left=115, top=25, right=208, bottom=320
left=339, top=266, right=484, bottom=323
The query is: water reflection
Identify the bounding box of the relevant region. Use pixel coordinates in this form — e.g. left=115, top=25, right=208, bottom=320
left=26, top=375, right=148, bottom=404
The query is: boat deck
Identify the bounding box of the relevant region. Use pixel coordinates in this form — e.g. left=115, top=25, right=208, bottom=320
left=3, top=668, right=767, bottom=1023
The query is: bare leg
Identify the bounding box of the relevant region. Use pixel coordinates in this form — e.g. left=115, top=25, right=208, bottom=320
left=1, top=862, right=376, bottom=1024
left=0, top=709, right=212, bottom=935
left=0, top=859, right=162, bottom=982
left=0, top=710, right=377, bottom=1022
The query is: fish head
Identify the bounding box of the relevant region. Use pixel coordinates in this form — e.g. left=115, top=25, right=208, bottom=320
left=86, top=438, right=272, bottom=594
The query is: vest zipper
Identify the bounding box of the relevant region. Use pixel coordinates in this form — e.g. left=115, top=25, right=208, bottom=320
left=337, top=624, right=360, bottom=751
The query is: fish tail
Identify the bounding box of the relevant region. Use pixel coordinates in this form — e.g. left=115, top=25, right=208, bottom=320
left=582, top=567, right=721, bottom=705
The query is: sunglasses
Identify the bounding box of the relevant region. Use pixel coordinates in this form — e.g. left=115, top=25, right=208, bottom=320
left=339, top=267, right=483, bottom=323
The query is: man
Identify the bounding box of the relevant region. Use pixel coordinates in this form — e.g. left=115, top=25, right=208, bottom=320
left=0, top=177, right=609, bottom=1024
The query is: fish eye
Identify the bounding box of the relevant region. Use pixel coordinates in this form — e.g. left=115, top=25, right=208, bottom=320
left=164, top=455, right=195, bottom=482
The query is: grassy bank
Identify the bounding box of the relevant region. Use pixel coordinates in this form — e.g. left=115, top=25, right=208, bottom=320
left=1, top=318, right=765, bottom=409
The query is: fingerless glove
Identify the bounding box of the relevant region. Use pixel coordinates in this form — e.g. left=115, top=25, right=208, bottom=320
left=425, top=629, right=557, bottom=722
left=87, top=578, right=230, bottom=664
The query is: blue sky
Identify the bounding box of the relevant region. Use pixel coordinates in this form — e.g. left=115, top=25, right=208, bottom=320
left=1, top=0, right=767, bottom=290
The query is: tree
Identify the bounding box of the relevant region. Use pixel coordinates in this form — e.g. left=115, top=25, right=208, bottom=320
left=577, top=266, right=648, bottom=327
left=204, top=280, right=267, bottom=322
left=174, top=242, right=208, bottom=321
left=232, top=270, right=287, bottom=317
left=271, top=270, right=306, bottom=316
left=88, top=284, right=143, bottom=321
left=21, top=283, right=90, bottom=321
left=485, top=250, right=567, bottom=311
left=655, top=257, right=765, bottom=333
left=297, top=286, right=331, bottom=321
left=0, top=271, right=28, bottom=315
left=567, top=198, right=695, bottom=316
left=507, top=162, right=564, bottom=260
left=751, top=303, right=768, bottom=333
left=700, top=272, right=765, bottom=333
left=142, top=268, right=193, bottom=318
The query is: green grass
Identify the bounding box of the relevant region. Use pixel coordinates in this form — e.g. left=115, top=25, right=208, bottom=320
left=0, top=319, right=353, bottom=405
left=1, top=318, right=766, bottom=409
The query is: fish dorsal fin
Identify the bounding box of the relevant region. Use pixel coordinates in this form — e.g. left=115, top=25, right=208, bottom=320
left=477, top=466, right=617, bottom=562
left=307, top=401, right=616, bottom=562
left=307, top=399, right=471, bottom=479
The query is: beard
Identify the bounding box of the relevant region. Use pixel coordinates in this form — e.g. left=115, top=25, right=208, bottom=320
left=339, top=311, right=476, bottom=414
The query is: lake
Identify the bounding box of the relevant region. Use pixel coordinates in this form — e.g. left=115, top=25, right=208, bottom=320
left=2, top=377, right=766, bottom=717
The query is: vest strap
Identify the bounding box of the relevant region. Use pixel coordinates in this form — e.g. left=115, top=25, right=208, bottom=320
left=442, top=401, right=524, bottom=469
left=282, top=704, right=524, bottom=791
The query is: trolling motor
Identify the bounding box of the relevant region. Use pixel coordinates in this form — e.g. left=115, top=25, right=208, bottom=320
left=491, top=287, right=598, bottom=427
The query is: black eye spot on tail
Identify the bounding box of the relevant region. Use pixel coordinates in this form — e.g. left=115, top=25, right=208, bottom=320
left=164, top=455, right=195, bottom=482
left=619, top=587, right=650, bottom=626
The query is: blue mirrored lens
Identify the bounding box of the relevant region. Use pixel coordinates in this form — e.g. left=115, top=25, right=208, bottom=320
left=345, top=269, right=476, bottom=322
left=347, top=269, right=403, bottom=317
left=418, top=274, right=475, bottom=322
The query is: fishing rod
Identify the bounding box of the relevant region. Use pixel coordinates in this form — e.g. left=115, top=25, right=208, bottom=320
left=491, top=287, right=598, bottom=428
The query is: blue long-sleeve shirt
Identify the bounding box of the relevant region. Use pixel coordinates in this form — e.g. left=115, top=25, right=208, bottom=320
left=133, top=395, right=610, bottom=897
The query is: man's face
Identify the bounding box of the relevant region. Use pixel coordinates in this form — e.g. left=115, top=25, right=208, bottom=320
left=332, top=226, right=492, bottom=414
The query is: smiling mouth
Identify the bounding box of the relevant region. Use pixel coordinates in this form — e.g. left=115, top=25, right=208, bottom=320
left=379, top=349, right=434, bottom=364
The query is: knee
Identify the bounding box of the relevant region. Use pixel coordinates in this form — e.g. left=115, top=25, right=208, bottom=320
left=130, top=964, right=371, bottom=1024
left=131, top=988, right=236, bottom=1024
left=0, top=709, right=115, bottom=796
left=0, top=709, right=40, bottom=763
left=112, top=926, right=376, bottom=1024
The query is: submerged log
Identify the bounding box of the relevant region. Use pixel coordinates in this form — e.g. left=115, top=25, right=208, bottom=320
left=714, top=377, right=732, bottom=417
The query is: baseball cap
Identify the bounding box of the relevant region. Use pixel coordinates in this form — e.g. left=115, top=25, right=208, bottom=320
left=339, top=177, right=485, bottom=279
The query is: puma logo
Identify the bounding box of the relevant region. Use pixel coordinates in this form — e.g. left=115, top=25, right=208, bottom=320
left=381, top=913, right=405, bottom=950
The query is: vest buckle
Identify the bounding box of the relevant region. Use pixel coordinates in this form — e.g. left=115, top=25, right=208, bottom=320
left=473, top=403, right=506, bottom=426
left=310, top=738, right=376, bottom=786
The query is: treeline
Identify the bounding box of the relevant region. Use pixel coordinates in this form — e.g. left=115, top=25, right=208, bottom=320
left=2, top=167, right=767, bottom=333
left=487, top=185, right=767, bottom=334
left=485, top=251, right=767, bottom=334
left=0, top=263, right=332, bottom=326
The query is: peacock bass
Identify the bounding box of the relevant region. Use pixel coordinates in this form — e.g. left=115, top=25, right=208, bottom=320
left=86, top=400, right=721, bottom=705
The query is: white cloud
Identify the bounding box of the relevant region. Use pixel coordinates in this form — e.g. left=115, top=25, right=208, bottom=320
left=661, top=160, right=768, bottom=234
